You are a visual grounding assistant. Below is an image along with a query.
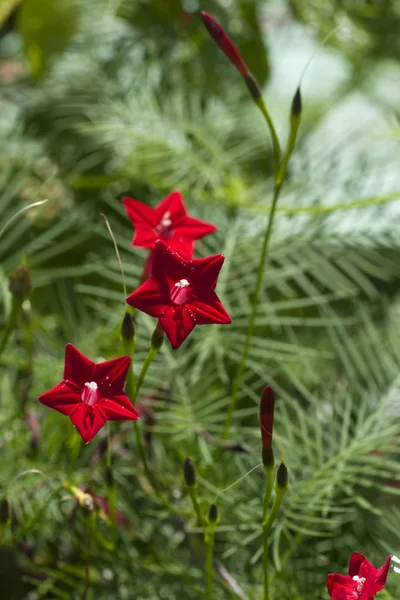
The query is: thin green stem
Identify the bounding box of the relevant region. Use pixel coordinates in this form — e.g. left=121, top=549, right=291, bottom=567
left=255, top=97, right=281, bottom=171
left=262, top=485, right=287, bottom=531
left=106, top=423, right=112, bottom=469
left=222, top=185, right=281, bottom=438
left=135, top=346, right=157, bottom=400
left=188, top=487, right=203, bottom=525
left=205, top=528, right=215, bottom=599
left=105, top=423, right=116, bottom=546
left=0, top=298, right=22, bottom=359
left=262, top=467, right=275, bottom=600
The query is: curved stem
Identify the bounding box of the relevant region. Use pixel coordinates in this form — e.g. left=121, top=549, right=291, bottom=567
left=135, top=346, right=157, bottom=401
left=0, top=298, right=22, bottom=359
left=254, top=97, right=281, bottom=172
left=222, top=184, right=281, bottom=438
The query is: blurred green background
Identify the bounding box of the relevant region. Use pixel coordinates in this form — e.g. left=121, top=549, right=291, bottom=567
left=0, top=0, right=400, bottom=599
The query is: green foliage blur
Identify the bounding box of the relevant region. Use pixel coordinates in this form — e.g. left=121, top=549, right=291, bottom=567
left=0, top=1, right=400, bottom=599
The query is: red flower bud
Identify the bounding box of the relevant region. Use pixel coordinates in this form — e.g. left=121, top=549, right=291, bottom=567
left=201, top=12, right=249, bottom=78
left=259, top=386, right=274, bottom=450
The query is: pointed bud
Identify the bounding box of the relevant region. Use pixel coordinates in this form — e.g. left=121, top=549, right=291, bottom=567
left=183, top=457, right=196, bottom=487
left=9, top=265, right=31, bottom=301
left=291, top=87, right=302, bottom=117
left=151, top=322, right=164, bottom=350
left=207, top=503, right=219, bottom=525
left=201, top=12, right=249, bottom=78
left=276, top=461, right=289, bottom=490
left=121, top=310, right=135, bottom=342
left=259, top=386, right=275, bottom=451
left=245, top=73, right=262, bottom=100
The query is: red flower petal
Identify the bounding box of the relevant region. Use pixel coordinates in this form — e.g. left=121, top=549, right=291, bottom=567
left=327, top=574, right=358, bottom=599
left=189, top=293, right=231, bottom=325
left=70, top=404, right=107, bottom=444
left=123, top=197, right=158, bottom=248
left=177, top=215, right=218, bottom=241
left=163, top=237, right=194, bottom=259
left=154, top=191, right=187, bottom=227
left=126, top=278, right=165, bottom=317
left=151, top=240, right=189, bottom=292
left=96, top=395, right=139, bottom=421
left=201, top=12, right=249, bottom=78
left=95, top=355, right=131, bottom=396
left=349, top=553, right=391, bottom=591
left=38, top=382, right=80, bottom=416
left=159, top=306, right=196, bottom=349
left=63, top=344, right=95, bottom=390
left=191, top=253, right=225, bottom=290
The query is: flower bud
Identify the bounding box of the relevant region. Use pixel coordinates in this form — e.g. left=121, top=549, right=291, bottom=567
left=259, top=386, right=275, bottom=451
left=291, top=87, right=302, bottom=117
left=276, top=461, right=289, bottom=490
left=245, top=73, right=262, bottom=100
left=262, top=447, right=275, bottom=469
left=201, top=12, right=249, bottom=78
left=183, top=457, right=196, bottom=487
left=9, top=265, right=31, bottom=301
left=121, top=310, right=135, bottom=342
left=207, top=503, right=219, bottom=525
left=151, top=322, right=164, bottom=350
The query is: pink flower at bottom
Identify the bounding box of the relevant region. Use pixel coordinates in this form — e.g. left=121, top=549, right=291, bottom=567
left=327, top=552, right=391, bottom=600
left=38, top=344, right=139, bottom=443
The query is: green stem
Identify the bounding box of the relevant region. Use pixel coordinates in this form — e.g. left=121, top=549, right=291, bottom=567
left=0, top=298, right=22, bottom=359
left=105, top=423, right=116, bottom=546
left=262, top=485, right=287, bottom=531
left=205, top=528, right=215, bottom=599
left=188, top=487, right=203, bottom=525
left=254, top=97, right=281, bottom=171
left=262, top=467, right=275, bottom=600
left=135, top=346, right=157, bottom=400
left=222, top=184, right=281, bottom=438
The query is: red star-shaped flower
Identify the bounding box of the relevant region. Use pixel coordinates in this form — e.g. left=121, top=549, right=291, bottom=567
left=327, top=553, right=391, bottom=600
left=126, top=239, right=231, bottom=349
left=38, top=344, right=139, bottom=443
left=123, top=191, right=217, bottom=258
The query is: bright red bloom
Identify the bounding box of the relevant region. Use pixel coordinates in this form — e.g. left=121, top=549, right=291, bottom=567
left=126, top=240, right=231, bottom=349
left=201, top=12, right=249, bottom=78
left=259, top=386, right=274, bottom=450
left=327, top=553, right=391, bottom=600
left=123, top=191, right=217, bottom=259
left=38, top=344, right=139, bottom=444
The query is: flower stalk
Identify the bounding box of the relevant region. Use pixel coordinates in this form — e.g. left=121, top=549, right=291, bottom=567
left=223, top=84, right=302, bottom=439
left=205, top=503, right=219, bottom=600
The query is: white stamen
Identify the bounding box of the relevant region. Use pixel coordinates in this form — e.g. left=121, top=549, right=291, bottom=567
left=159, top=211, right=172, bottom=228
left=352, top=576, right=366, bottom=596
left=175, top=279, right=189, bottom=288
left=85, top=381, right=98, bottom=391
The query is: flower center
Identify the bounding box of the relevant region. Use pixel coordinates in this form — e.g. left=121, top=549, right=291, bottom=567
left=81, top=381, right=100, bottom=406
left=170, top=278, right=191, bottom=305
left=352, top=576, right=366, bottom=598
left=155, top=211, right=174, bottom=239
